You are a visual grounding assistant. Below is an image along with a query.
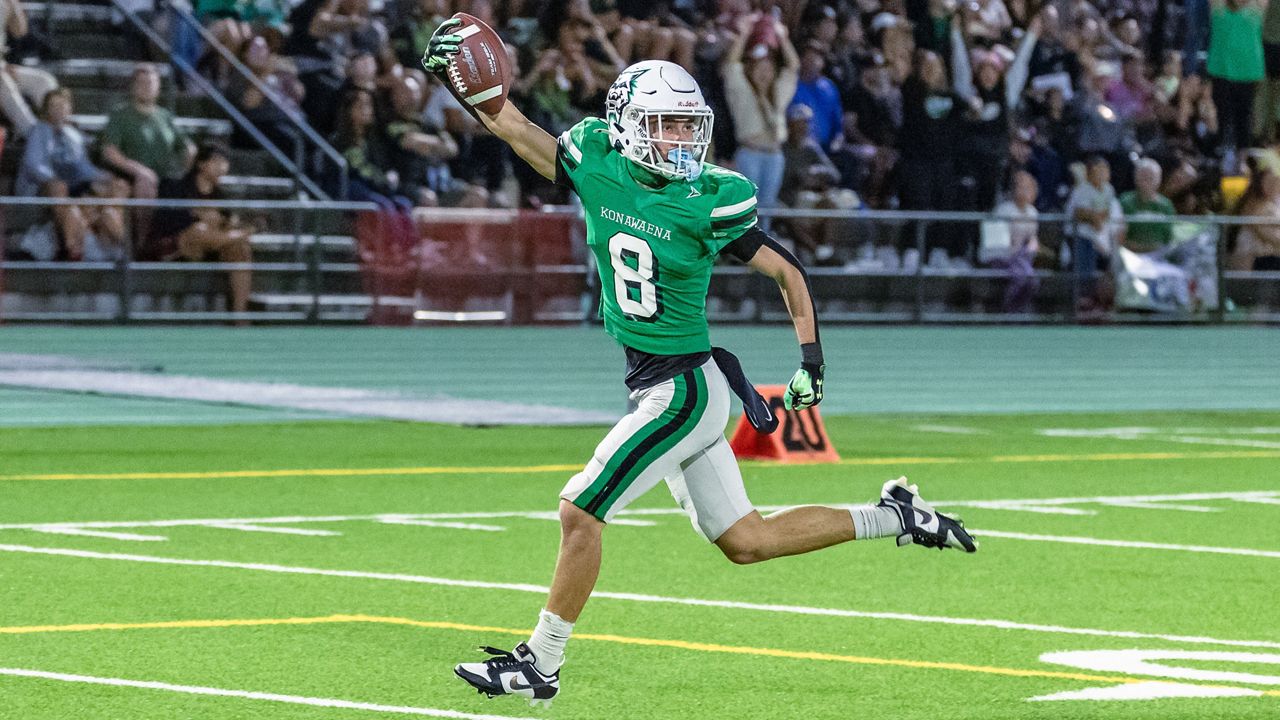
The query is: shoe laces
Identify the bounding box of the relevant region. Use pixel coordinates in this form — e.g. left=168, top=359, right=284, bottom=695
left=477, top=646, right=524, bottom=671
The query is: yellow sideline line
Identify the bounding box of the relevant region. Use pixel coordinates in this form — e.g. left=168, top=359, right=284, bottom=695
left=4, top=450, right=1279, bottom=482
left=3, top=613, right=1279, bottom=696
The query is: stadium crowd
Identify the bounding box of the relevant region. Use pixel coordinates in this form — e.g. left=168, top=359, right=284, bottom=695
left=4, top=0, right=1280, bottom=280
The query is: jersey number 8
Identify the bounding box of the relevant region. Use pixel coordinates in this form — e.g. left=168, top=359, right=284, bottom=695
left=608, top=232, right=663, bottom=321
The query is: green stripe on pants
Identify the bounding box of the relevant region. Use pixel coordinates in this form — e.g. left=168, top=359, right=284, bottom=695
left=576, top=368, right=707, bottom=519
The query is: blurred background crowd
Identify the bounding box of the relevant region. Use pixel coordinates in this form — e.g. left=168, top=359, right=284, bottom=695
left=4, top=0, right=1280, bottom=281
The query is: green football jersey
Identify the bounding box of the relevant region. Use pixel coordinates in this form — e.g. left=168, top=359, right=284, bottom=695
left=557, top=117, right=759, bottom=355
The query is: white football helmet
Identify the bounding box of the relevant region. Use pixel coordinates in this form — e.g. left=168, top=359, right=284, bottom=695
left=605, top=60, right=714, bottom=182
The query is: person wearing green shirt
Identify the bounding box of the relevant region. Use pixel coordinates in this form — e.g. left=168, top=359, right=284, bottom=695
left=98, top=64, right=195, bottom=202
left=1119, top=159, right=1176, bottom=253
left=1208, top=0, right=1265, bottom=160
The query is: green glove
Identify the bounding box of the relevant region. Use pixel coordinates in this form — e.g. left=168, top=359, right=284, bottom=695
left=421, top=18, right=463, bottom=73
left=783, top=362, right=825, bottom=411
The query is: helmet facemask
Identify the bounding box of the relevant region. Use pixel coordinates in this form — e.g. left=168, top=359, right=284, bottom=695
left=629, top=109, right=713, bottom=182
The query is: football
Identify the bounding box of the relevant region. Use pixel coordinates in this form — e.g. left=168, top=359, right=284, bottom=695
left=444, top=12, right=511, bottom=117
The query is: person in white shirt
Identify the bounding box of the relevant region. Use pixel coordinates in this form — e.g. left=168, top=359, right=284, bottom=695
left=721, top=11, right=799, bottom=230
left=989, top=170, right=1041, bottom=312
left=1066, top=155, right=1125, bottom=310
left=0, top=0, right=58, bottom=137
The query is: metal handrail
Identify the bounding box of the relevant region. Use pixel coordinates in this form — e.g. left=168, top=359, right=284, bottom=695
left=106, top=0, right=330, bottom=200
left=757, top=207, right=1280, bottom=226
left=0, top=196, right=377, bottom=210
left=161, top=0, right=349, bottom=199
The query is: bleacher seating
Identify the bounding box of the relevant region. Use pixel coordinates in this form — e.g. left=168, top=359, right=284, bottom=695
left=2, top=0, right=370, bottom=319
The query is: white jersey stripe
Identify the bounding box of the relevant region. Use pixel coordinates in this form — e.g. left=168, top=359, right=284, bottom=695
left=559, top=131, right=583, bottom=163
left=710, top=196, right=757, bottom=218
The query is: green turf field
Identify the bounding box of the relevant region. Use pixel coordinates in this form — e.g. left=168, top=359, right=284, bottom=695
left=2, top=327, right=1279, bottom=719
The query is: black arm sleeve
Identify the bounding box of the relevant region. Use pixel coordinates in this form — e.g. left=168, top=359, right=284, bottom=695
left=720, top=226, right=823, bottom=354
left=554, top=143, right=576, bottom=191
left=719, top=225, right=769, bottom=263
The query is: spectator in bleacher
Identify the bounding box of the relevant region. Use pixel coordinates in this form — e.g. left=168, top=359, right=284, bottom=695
left=1067, top=154, right=1124, bottom=310
left=987, top=168, right=1041, bottom=313
left=1207, top=0, right=1265, bottom=169
left=0, top=0, right=58, bottom=137
left=518, top=10, right=621, bottom=136
left=846, top=52, right=902, bottom=153
left=1068, top=63, right=1136, bottom=191
left=789, top=40, right=843, bottom=152
left=1155, top=50, right=1182, bottom=107
left=1173, top=73, right=1220, bottom=159
left=389, top=0, right=446, bottom=70
left=1026, top=5, right=1080, bottom=96
left=286, top=0, right=378, bottom=135
left=873, top=12, right=916, bottom=85
left=229, top=34, right=305, bottom=152
left=1119, top=158, right=1176, bottom=253
left=15, top=88, right=116, bottom=261
left=951, top=9, right=1040, bottom=212
left=963, top=0, right=1013, bottom=44
left=721, top=11, right=799, bottom=231
left=333, top=86, right=402, bottom=203
left=1229, top=159, right=1280, bottom=270
left=823, top=9, right=869, bottom=96
left=98, top=64, right=195, bottom=203
left=779, top=103, right=863, bottom=265
left=421, top=73, right=507, bottom=200
left=144, top=141, right=253, bottom=318
left=1104, top=53, right=1156, bottom=124
left=384, top=74, right=460, bottom=207
left=609, top=0, right=696, bottom=72
left=897, top=48, right=969, bottom=256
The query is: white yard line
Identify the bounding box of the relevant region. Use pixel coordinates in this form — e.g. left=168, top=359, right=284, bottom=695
left=3, top=490, right=1275, bottom=533
left=0, top=667, right=536, bottom=720
left=29, top=527, right=168, bottom=542
left=1, top=543, right=1278, bottom=651
left=1097, top=501, right=1220, bottom=513
left=377, top=518, right=506, bottom=532
left=911, top=425, right=989, bottom=435
left=1161, top=435, right=1280, bottom=450
left=1236, top=497, right=1280, bottom=506
left=206, top=524, right=341, bottom=537
left=972, top=530, right=1280, bottom=559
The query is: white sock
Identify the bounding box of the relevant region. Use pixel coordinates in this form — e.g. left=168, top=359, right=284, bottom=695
left=526, top=609, right=573, bottom=675
left=849, top=505, right=903, bottom=540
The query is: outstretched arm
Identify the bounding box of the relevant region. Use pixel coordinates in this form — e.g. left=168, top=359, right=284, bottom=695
left=475, top=102, right=558, bottom=181
left=423, top=18, right=558, bottom=181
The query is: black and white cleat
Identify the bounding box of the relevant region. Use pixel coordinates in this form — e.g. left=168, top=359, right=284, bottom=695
left=454, top=642, right=559, bottom=708
left=877, top=476, right=979, bottom=553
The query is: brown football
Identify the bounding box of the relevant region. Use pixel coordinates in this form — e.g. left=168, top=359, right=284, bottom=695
left=444, top=12, right=511, bottom=117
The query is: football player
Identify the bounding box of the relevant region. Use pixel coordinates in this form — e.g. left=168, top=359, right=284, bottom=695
left=424, top=20, right=977, bottom=706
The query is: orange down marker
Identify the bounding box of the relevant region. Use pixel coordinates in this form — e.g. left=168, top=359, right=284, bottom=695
left=728, top=385, right=841, bottom=463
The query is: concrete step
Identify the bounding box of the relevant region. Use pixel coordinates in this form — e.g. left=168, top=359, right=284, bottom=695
left=69, top=87, right=222, bottom=117
left=220, top=175, right=297, bottom=199
left=43, top=31, right=148, bottom=61
left=72, top=112, right=231, bottom=139
left=47, top=58, right=173, bottom=84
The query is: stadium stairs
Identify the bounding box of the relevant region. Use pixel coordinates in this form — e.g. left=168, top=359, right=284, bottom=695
left=2, top=0, right=369, bottom=322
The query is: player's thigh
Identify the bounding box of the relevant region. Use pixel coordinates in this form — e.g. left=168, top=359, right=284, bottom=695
left=562, top=364, right=725, bottom=523
left=666, top=437, right=753, bottom=542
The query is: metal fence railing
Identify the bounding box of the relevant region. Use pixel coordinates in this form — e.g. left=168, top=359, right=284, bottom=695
left=2, top=198, right=1278, bottom=325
